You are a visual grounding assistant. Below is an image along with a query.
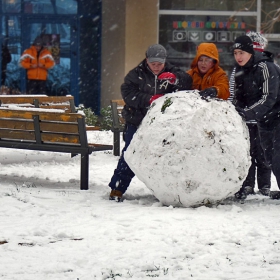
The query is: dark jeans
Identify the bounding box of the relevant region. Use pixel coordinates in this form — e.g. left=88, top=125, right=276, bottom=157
left=108, top=123, right=138, bottom=194
left=258, top=122, right=280, bottom=189
left=242, top=123, right=271, bottom=189
left=27, top=79, right=47, bottom=95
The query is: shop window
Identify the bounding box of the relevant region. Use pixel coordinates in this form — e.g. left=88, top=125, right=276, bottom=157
left=160, top=0, right=257, bottom=12
left=159, top=14, right=256, bottom=74
left=23, top=0, right=77, bottom=14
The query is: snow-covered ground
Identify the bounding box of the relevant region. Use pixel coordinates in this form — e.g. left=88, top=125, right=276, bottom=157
left=1, top=130, right=280, bottom=280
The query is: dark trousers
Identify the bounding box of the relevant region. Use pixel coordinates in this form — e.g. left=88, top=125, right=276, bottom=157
left=27, top=80, right=47, bottom=95
left=258, top=122, right=280, bottom=189
left=108, top=123, right=137, bottom=194
left=1, top=71, right=7, bottom=85
left=242, top=123, right=271, bottom=189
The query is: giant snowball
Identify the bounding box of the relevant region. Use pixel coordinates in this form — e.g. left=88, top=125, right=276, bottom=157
left=124, top=91, right=250, bottom=207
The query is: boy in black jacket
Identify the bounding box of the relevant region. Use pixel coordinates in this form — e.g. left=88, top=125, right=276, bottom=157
left=232, top=35, right=280, bottom=199
left=108, top=44, right=193, bottom=202
left=230, top=32, right=272, bottom=199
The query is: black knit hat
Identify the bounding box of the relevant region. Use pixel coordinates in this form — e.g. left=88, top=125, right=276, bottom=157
left=232, top=35, right=254, bottom=54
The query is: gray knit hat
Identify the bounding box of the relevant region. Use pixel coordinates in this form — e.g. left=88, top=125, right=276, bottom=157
left=146, top=44, right=167, bottom=63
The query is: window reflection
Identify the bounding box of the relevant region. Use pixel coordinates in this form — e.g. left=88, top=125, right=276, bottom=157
left=2, top=0, right=21, bottom=13
left=23, top=0, right=77, bottom=14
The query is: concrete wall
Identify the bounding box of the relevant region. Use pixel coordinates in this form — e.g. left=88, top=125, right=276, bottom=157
left=125, top=0, right=159, bottom=75
left=101, top=0, right=158, bottom=108
left=100, top=0, right=126, bottom=107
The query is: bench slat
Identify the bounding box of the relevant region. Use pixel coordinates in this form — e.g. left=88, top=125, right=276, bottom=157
left=41, top=133, right=80, bottom=144
left=0, top=130, right=80, bottom=144
left=0, top=119, right=79, bottom=133
left=0, top=95, right=76, bottom=113
left=0, top=119, right=34, bottom=130
left=0, top=109, right=82, bottom=122
left=0, top=95, right=74, bottom=104
left=0, top=129, right=35, bottom=140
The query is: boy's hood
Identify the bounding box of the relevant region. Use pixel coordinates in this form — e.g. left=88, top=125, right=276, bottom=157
left=191, top=43, right=219, bottom=69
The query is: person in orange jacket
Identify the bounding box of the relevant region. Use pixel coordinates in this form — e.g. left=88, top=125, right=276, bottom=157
left=20, top=36, right=55, bottom=95
left=187, top=42, right=230, bottom=100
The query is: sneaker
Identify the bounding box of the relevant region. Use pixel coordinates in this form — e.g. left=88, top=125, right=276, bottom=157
left=269, top=191, right=280, bottom=200
left=109, top=189, right=123, bottom=202
left=259, top=185, right=270, bottom=196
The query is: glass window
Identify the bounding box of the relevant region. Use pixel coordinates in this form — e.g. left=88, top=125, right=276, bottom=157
left=160, top=0, right=257, bottom=11
left=266, top=41, right=280, bottom=66
left=23, top=0, right=77, bottom=14
left=1, top=16, right=21, bottom=90
left=159, top=14, right=256, bottom=74
left=22, top=22, right=72, bottom=95
left=79, top=17, right=100, bottom=112
left=2, top=0, right=21, bottom=13
left=261, top=0, right=280, bottom=33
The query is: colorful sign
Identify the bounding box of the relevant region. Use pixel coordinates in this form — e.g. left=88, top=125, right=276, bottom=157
left=173, top=21, right=246, bottom=29
left=172, top=20, right=246, bottom=43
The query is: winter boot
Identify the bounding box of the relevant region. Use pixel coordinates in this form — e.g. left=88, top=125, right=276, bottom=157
left=258, top=185, right=270, bottom=196
left=109, top=189, right=123, bottom=202
left=269, top=191, right=280, bottom=200
left=234, top=189, right=247, bottom=200
left=243, top=186, right=255, bottom=195
left=234, top=186, right=254, bottom=200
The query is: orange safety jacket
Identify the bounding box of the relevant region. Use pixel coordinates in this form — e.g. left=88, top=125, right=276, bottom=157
left=187, top=43, right=230, bottom=100
left=20, top=46, right=55, bottom=81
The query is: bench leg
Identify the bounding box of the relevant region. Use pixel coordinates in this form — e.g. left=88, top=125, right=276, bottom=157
left=113, top=131, right=120, bottom=156
left=80, top=154, right=89, bottom=190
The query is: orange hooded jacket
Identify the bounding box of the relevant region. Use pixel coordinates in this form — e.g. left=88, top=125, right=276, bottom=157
left=187, top=43, right=229, bottom=100
left=20, top=46, right=55, bottom=81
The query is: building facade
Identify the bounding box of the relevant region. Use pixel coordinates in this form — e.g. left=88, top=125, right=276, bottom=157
left=1, top=0, right=279, bottom=113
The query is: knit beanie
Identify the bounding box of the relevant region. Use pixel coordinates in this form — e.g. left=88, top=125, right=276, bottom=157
left=146, top=44, right=167, bottom=63
left=232, top=35, right=254, bottom=54
left=246, top=31, right=268, bottom=52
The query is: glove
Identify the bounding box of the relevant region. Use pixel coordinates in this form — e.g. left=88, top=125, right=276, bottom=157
left=158, top=72, right=177, bottom=85
left=149, top=94, right=164, bottom=104
left=235, top=106, right=255, bottom=122
left=199, top=87, right=217, bottom=100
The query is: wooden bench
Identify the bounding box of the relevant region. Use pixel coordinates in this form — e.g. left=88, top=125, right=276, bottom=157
left=110, top=99, right=126, bottom=156
left=0, top=95, right=76, bottom=112
left=0, top=107, right=113, bottom=190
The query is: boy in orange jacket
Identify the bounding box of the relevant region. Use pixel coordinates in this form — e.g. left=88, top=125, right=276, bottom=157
left=20, top=37, right=55, bottom=95
left=187, top=42, right=230, bottom=100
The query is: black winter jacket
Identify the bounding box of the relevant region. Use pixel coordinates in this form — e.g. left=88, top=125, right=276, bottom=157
left=121, top=59, right=193, bottom=126
left=233, top=51, right=280, bottom=127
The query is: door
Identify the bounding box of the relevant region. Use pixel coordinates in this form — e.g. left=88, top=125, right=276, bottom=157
left=21, top=17, right=79, bottom=100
